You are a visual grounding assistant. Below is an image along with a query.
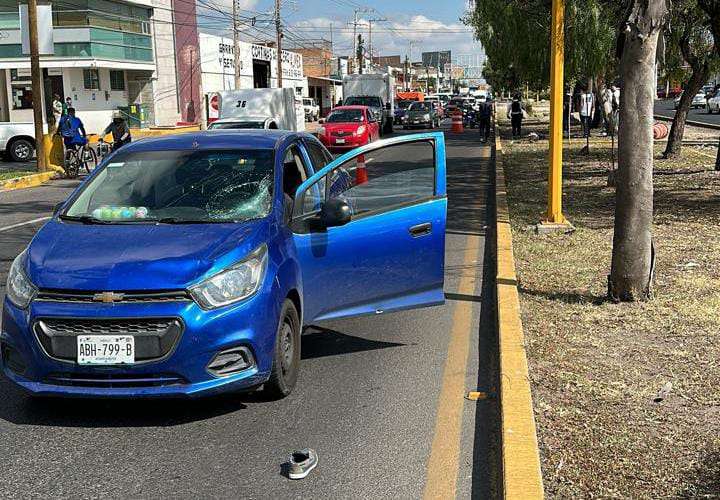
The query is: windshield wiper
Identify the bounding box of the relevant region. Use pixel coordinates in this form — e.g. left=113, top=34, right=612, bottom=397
left=59, top=214, right=112, bottom=224
left=150, top=217, right=228, bottom=224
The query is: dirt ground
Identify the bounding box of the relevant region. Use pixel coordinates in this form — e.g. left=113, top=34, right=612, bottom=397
left=499, top=118, right=720, bottom=498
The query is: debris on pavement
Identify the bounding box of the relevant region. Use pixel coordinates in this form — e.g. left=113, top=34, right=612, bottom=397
left=654, top=382, right=673, bottom=403
left=284, top=449, right=319, bottom=480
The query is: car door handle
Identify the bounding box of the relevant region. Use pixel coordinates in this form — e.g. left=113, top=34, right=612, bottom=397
left=409, top=222, right=432, bottom=237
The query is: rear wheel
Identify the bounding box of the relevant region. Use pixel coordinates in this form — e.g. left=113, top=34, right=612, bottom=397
left=8, top=138, right=34, bottom=162
left=263, top=299, right=301, bottom=399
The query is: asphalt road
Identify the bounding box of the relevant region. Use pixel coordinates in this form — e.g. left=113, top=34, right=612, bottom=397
left=0, top=126, right=498, bottom=499
left=654, top=98, right=720, bottom=127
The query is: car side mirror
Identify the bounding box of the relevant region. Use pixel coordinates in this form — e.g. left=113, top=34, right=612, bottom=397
left=318, top=118, right=325, bottom=124
left=320, top=198, right=352, bottom=227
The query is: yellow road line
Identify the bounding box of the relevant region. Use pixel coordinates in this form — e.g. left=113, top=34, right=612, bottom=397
left=423, top=145, right=490, bottom=500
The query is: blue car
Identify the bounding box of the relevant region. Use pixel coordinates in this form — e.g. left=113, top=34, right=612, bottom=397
left=1, top=130, right=447, bottom=398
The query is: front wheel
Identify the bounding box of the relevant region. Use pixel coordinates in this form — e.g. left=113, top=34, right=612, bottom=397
left=263, top=299, right=301, bottom=399
left=82, top=146, right=97, bottom=174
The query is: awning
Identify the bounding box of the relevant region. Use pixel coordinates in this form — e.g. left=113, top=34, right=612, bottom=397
left=307, top=75, right=342, bottom=84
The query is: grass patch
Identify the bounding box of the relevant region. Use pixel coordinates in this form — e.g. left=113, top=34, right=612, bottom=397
left=0, top=170, right=36, bottom=182
left=501, top=120, right=720, bottom=497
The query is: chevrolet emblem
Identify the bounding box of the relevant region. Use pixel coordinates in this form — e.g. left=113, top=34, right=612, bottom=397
left=93, top=292, right=125, bottom=303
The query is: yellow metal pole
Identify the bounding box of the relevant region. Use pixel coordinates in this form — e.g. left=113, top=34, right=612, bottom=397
left=546, top=0, right=567, bottom=224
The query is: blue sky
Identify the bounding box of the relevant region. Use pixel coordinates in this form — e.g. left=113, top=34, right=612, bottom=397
left=198, top=0, right=481, bottom=62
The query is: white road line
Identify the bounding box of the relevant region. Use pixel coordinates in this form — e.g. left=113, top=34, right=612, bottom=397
left=0, top=216, right=51, bottom=233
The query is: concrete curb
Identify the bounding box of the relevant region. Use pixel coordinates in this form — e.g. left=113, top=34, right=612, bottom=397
left=654, top=114, right=720, bottom=131
left=0, top=171, right=57, bottom=192
left=494, top=128, right=545, bottom=499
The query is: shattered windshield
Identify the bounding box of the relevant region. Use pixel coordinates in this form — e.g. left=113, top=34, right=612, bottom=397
left=63, top=149, right=274, bottom=223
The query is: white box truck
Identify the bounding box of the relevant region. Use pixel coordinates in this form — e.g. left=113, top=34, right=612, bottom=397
left=206, top=88, right=305, bottom=131
left=342, top=74, right=395, bottom=135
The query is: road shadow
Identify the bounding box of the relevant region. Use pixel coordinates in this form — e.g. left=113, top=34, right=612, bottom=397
left=301, top=326, right=405, bottom=359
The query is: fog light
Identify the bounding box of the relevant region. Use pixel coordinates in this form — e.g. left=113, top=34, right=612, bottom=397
left=207, top=346, right=255, bottom=377
left=1, top=342, right=27, bottom=376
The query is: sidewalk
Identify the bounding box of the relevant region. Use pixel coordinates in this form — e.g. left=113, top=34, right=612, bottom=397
left=498, top=117, right=720, bottom=497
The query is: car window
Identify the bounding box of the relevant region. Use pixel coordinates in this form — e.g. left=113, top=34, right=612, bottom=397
left=295, top=140, right=435, bottom=222
left=409, top=102, right=431, bottom=111
left=327, top=109, right=364, bottom=122
left=64, top=149, right=274, bottom=222
left=282, top=145, right=310, bottom=203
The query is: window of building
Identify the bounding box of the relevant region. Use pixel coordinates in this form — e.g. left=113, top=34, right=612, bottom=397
left=83, top=69, right=100, bottom=90
left=109, top=70, right=125, bottom=91
left=11, top=85, right=34, bottom=110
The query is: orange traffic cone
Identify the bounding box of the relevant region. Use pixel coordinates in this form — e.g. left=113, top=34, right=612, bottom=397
left=451, top=110, right=464, bottom=133
left=355, top=154, right=368, bottom=185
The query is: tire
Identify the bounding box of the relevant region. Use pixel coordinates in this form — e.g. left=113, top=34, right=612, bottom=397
left=263, top=299, right=301, bottom=399
left=64, top=150, right=78, bottom=179
left=82, top=146, right=97, bottom=174
left=8, top=138, right=34, bottom=162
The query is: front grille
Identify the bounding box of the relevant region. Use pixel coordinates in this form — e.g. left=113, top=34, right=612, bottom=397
left=333, top=130, right=352, bottom=137
left=35, top=290, right=192, bottom=304
left=34, top=318, right=183, bottom=364
left=44, top=373, right=186, bottom=388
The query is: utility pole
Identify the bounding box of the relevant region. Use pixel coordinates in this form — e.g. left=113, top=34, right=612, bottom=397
left=28, top=0, right=46, bottom=171
left=349, top=8, right=370, bottom=74
left=542, top=0, right=569, bottom=227
left=275, top=0, right=282, bottom=87
left=404, top=55, right=409, bottom=91
left=356, top=34, right=365, bottom=75
left=366, top=17, right=386, bottom=63
left=233, top=0, right=241, bottom=89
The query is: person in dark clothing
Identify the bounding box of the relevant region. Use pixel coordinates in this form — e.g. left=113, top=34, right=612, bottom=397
left=507, top=94, right=524, bottom=138
left=478, top=95, right=493, bottom=142
left=102, top=110, right=132, bottom=151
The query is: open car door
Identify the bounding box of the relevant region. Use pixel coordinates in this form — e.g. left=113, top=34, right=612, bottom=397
left=292, top=132, right=447, bottom=322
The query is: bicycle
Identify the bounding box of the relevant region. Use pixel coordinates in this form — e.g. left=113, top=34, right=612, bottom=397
left=64, top=143, right=97, bottom=179
left=96, top=138, right=113, bottom=162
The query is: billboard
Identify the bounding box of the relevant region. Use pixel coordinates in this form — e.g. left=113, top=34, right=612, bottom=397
left=422, top=51, right=451, bottom=68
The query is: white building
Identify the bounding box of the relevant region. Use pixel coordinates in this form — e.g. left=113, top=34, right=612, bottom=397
left=0, top=0, right=182, bottom=134
left=199, top=33, right=306, bottom=97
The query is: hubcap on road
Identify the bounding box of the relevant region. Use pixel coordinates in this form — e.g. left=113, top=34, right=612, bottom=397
left=280, top=321, right=294, bottom=375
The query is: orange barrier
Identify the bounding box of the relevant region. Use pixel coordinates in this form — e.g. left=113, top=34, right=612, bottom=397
left=451, top=110, right=464, bottom=133
left=356, top=154, right=368, bottom=185
left=653, top=122, right=669, bottom=140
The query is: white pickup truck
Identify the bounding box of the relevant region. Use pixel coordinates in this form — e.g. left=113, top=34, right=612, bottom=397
left=0, top=122, right=40, bottom=162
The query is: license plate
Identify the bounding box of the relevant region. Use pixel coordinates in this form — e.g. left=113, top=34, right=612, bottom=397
left=413, top=120, right=420, bottom=123
left=77, top=335, right=135, bottom=365
left=335, top=138, right=346, bottom=144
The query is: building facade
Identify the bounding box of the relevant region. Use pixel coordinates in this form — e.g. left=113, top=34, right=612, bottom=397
left=0, top=0, right=185, bottom=134
left=199, top=33, right=306, bottom=97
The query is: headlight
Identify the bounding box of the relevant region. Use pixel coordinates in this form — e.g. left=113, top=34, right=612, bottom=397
left=423, top=113, right=430, bottom=120
left=355, top=125, right=366, bottom=135
left=6, top=251, right=36, bottom=309
left=189, top=244, right=268, bottom=309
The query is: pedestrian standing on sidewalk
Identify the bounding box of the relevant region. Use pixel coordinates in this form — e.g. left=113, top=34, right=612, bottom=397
left=579, top=86, right=595, bottom=138
left=51, top=94, right=63, bottom=129
left=478, top=95, right=493, bottom=142
left=507, top=94, right=524, bottom=139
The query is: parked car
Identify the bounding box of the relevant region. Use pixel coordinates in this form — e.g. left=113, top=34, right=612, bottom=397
left=317, top=105, right=380, bottom=152
left=707, top=92, right=720, bottom=114
left=1, top=130, right=448, bottom=399
left=674, top=91, right=707, bottom=109
left=0, top=122, right=40, bottom=162
left=402, top=101, right=440, bottom=129
left=394, top=100, right=413, bottom=124
left=302, top=98, right=320, bottom=121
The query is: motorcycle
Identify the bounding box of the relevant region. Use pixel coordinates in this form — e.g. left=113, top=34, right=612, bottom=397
left=463, top=108, right=478, bottom=128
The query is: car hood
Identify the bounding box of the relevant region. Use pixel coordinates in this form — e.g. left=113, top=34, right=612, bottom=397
left=407, top=109, right=431, bottom=117
left=26, top=218, right=269, bottom=291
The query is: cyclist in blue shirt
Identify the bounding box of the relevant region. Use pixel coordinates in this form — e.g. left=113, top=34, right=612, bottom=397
left=57, top=107, right=88, bottom=150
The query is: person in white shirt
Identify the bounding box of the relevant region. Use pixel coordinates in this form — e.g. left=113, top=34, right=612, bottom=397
left=579, top=87, right=595, bottom=138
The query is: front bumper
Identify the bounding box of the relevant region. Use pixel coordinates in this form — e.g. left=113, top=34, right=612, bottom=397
left=0, top=289, right=280, bottom=398
left=319, top=135, right=367, bottom=151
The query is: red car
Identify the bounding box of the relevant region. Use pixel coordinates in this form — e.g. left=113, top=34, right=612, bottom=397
left=317, top=105, right=380, bottom=152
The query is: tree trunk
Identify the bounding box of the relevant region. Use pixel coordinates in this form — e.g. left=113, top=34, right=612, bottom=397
left=609, top=0, right=668, bottom=302
left=663, top=70, right=709, bottom=158
left=663, top=68, right=708, bottom=158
